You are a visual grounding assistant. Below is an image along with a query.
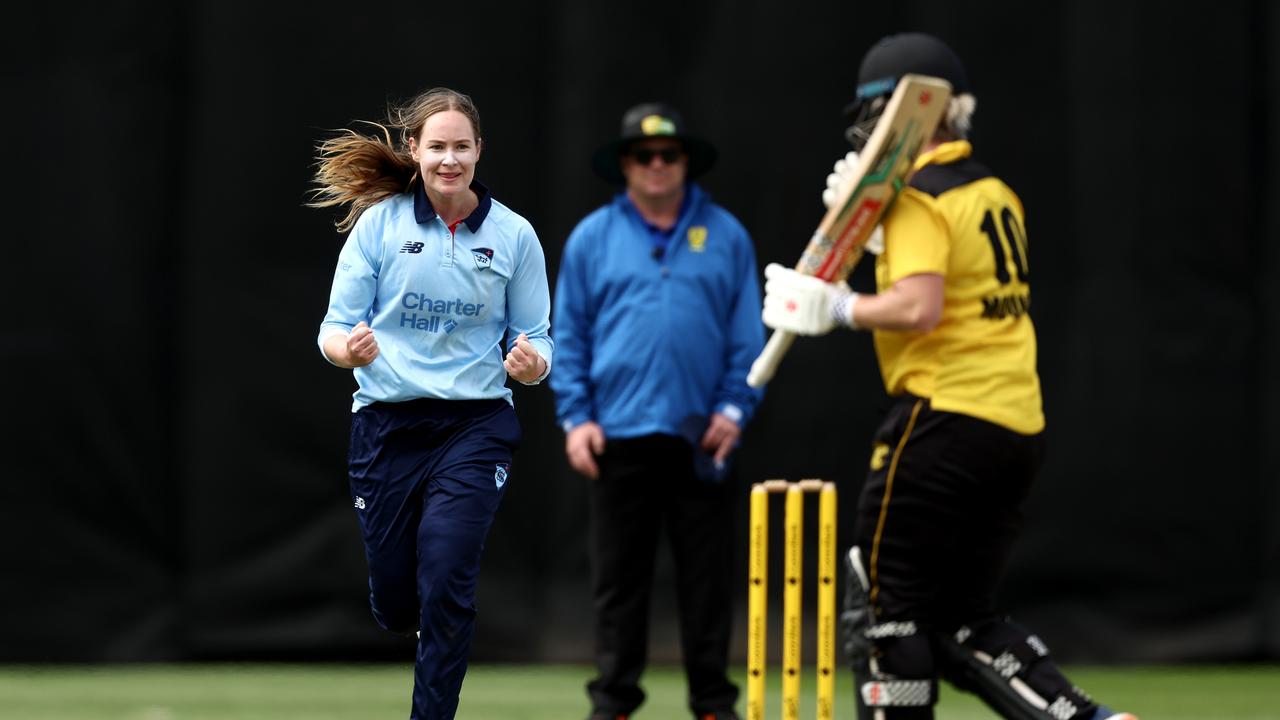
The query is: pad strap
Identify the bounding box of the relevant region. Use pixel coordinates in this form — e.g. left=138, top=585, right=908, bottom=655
left=944, top=623, right=1097, bottom=720
left=956, top=625, right=1049, bottom=680
left=865, top=620, right=918, bottom=640
left=1045, top=696, right=1085, bottom=720
left=860, top=679, right=934, bottom=707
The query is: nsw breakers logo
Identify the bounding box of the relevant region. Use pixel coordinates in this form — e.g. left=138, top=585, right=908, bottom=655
left=471, top=247, right=494, bottom=270
left=495, top=463, right=509, bottom=488
left=399, top=293, right=485, bottom=334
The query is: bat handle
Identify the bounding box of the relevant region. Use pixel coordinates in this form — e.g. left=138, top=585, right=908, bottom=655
left=747, top=330, right=796, bottom=388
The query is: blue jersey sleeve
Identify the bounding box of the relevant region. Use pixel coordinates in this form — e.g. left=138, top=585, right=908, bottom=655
left=549, top=219, right=597, bottom=431
left=505, top=221, right=554, bottom=383
left=713, top=223, right=766, bottom=425
left=318, top=217, right=383, bottom=360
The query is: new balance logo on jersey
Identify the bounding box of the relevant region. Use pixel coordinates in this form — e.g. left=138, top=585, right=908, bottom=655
left=471, top=247, right=493, bottom=269
left=400, top=241, right=425, bottom=254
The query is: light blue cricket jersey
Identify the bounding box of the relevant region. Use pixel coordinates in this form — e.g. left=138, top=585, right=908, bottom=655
left=319, top=181, right=553, bottom=411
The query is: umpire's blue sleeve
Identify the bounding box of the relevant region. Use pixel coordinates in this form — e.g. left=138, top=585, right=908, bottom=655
left=714, top=225, right=766, bottom=426
left=549, top=222, right=596, bottom=432
left=505, top=222, right=554, bottom=384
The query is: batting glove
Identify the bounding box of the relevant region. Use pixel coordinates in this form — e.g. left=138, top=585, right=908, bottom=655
left=821, top=151, right=885, bottom=255
left=762, top=263, right=859, bottom=336
left=821, top=151, right=859, bottom=209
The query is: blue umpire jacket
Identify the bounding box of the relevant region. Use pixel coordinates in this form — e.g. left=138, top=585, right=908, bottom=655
left=551, top=184, right=765, bottom=441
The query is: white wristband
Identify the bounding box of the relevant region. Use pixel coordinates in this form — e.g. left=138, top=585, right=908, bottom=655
left=831, top=291, right=861, bottom=330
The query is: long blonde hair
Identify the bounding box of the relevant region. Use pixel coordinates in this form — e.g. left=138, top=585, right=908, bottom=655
left=309, top=88, right=483, bottom=233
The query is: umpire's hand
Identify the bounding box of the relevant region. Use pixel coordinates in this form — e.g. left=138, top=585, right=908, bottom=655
left=565, top=421, right=605, bottom=480
left=701, top=412, right=741, bottom=465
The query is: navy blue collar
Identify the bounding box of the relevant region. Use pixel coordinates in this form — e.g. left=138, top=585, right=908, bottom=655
left=414, top=179, right=492, bottom=232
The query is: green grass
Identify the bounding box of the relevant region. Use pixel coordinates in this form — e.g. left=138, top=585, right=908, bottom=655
left=0, top=663, right=1277, bottom=719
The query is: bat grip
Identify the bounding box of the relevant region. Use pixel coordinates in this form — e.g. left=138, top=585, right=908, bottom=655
left=747, top=330, right=796, bottom=388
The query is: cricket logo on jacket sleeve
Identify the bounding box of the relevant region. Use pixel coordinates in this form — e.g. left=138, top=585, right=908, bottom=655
left=687, top=226, right=707, bottom=252
left=494, top=463, right=509, bottom=488
left=471, top=247, right=494, bottom=270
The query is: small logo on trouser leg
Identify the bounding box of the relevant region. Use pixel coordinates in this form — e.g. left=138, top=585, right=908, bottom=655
left=495, top=464, right=509, bottom=488
left=354, top=496, right=366, bottom=509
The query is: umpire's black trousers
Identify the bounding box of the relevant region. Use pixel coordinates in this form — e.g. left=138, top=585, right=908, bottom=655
left=587, top=433, right=739, bottom=717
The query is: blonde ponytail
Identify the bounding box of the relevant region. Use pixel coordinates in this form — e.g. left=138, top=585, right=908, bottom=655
left=309, top=121, right=416, bottom=233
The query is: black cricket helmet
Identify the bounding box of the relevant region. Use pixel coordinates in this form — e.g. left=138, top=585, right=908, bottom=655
left=843, top=32, right=970, bottom=148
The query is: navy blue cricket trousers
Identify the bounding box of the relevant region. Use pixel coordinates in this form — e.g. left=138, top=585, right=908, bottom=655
left=348, top=397, right=521, bottom=720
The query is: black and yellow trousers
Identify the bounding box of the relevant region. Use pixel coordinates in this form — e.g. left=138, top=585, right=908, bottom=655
left=851, top=396, right=1103, bottom=720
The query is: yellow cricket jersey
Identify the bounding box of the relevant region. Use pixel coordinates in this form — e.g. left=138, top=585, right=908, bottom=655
left=872, top=140, right=1044, bottom=434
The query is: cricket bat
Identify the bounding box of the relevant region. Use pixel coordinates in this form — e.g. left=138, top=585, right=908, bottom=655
left=746, top=74, right=952, bottom=388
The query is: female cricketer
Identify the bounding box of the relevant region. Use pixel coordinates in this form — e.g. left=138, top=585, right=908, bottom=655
left=310, top=87, right=552, bottom=720
left=762, top=33, right=1138, bottom=720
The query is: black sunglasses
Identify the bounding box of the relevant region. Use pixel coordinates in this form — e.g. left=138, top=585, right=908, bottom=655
left=629, top=147, right=683, bottom=165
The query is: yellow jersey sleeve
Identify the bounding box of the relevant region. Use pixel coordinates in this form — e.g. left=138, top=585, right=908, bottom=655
left=880, top=189, right=950, bottom=282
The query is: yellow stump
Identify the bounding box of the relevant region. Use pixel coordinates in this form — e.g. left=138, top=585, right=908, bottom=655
left=747, top=485, right=769, bottom=720
left=816, top=482, right=837, bottom=720
left=748, top=480, right=837, bottom=720
left=782, top=485, right=803, bottom=720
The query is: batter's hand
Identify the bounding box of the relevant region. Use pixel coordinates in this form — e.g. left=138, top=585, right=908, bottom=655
left=504, top=333, right=547, bottom=383
left=700, top=412, right=741, bottom=465
left=346, top=321, right=379, bottom=367
left=762, top=264, right=852, bottom=336
left=821, top=151, right=885, bottom=254
left=822, top=150, right=861, bottom=209
left=565, top=421, right=605, bottom=480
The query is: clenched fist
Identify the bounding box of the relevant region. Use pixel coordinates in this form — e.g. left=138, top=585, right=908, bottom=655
left=343, top=321, right=379, bottom=367
left=504, top=333, right=547, bottom=383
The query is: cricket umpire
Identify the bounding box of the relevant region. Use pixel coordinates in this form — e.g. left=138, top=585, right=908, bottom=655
left=761, top=33, right=1139, bottom=720
left=552, top=102, right=764, bottom=720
